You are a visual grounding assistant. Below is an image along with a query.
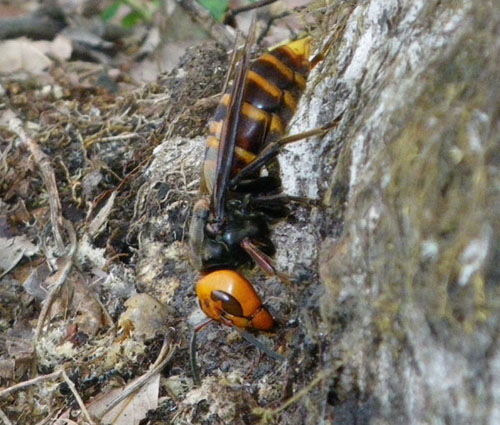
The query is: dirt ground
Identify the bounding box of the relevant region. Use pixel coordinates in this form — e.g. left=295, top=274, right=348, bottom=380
left=0, top=1, right=340, bottom=424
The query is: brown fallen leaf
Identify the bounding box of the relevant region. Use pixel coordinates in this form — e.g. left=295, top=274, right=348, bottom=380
left=72, top=270, right=104, bottom=336
left=45, top=268, right=104, bottom=337
left=3, top=320, right=36, bottom=379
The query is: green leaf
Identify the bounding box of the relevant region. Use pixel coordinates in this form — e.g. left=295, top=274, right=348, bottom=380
left=197, top=0, right=229, bottom=22
left=101, top=1, right=123, bottom=22
left=121, top=10, right=143, bottom=28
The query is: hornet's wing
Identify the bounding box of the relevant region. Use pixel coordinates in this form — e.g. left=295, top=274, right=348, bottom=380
left=211, top=15, right=257, bottom=222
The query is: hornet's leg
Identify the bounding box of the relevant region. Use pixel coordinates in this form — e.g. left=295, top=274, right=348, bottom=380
left=231, top=325, right=286, bottom=362
left=250, top=193, right=320, bottom=207
left=241, top=238, right=293, bottom=284
left=190, top=315, right=285, bottom=386
left=229, top=117, right=341, bottom=189
left=190, top=318, right=214, bottom=386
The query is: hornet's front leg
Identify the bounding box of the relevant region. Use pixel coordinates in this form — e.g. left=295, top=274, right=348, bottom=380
left=241, top=237, right=292, bottom=284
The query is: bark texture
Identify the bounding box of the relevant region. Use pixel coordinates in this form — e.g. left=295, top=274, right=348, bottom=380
left=287, top=0, right=500, bottom=423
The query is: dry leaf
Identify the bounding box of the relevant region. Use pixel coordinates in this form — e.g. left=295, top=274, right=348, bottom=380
left=88, top=191, right=117, bottom=238
left=0, top=38, right=52, bottom=74
left=0, top=234, right=39, bottom=277
left=0, top=359, right=15, bottom=379
left=33, top=35, right=72, bottom=62
left=23, top=261, right=50, bottom=300
left=87, top=373, right=160, bottom=425
left=46, top=268, right=104, bottom=336
left=71, top=271, right=103, bottom=336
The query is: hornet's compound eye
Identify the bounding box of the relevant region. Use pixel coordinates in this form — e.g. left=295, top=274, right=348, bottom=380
left=211, top=290, right=244, bottom=317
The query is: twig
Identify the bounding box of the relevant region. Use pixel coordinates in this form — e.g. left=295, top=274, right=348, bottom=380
left=0, top=370, right=61, bottom=399
left=223, top=0, right=278, bottom=24
left=257, top=11, right=291, bottom=44
left=0, top=406, right=13, bottom=425
left=61, top=370, right=96, bottom=425
left=57, top=159, right=82, bottom=207
left=34, top=219, right=77, bottom=341
left=85, top=132, right=138, bottom=149
left=24, top=138, right=65, bottom=252
left=34, top=257, right=73, bottom=342
left=0, top=366, right=97, bottom=424
left=9, top=118, right=65, bottom=254
left=176, top=0, right=235, bottom=48
left=0, top=139, right=13, bottom=178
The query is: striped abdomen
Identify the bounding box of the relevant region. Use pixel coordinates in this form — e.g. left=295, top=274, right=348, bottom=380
left=201, top=38, right=313, bottom=195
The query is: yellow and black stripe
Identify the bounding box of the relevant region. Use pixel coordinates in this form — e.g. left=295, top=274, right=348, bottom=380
left=201, top=38, right=313, bottom=195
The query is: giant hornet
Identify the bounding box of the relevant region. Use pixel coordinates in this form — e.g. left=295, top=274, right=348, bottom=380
left=189, top=15, right=338, bottom=381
